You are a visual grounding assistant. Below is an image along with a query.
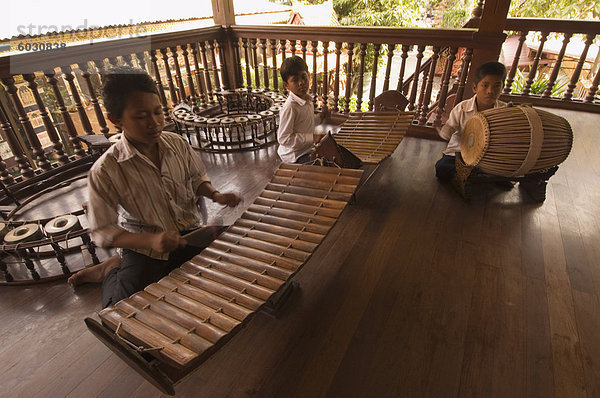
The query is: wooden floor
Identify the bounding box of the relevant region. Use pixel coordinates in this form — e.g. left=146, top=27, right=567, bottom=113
left=1, top=108, right=599, bottom=397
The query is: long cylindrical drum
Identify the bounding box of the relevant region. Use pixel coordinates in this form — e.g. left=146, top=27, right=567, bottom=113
left=460, top=105, right=573, bottom=177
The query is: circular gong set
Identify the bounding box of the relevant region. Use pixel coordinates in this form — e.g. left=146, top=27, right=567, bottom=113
left=171, top=90, right=286, bottom=152
left=0, top=211, right=100, bottom=285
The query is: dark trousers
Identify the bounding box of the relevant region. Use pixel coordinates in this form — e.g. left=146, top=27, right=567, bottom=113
left=435, top=154, right=456, bottom=180
left=101, top=227, right=225, bottom=308
left=295, top=153, right=312, bottom=164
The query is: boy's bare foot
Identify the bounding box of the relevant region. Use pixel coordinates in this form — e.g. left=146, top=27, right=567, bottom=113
left=67, top=255, right=120, bottom=287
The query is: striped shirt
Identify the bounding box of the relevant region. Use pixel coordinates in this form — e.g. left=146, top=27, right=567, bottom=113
left=87, top=131, right=211, bottom=260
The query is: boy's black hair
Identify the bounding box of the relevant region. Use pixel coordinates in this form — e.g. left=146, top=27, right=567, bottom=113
left=280, top=55, right=309, bottom=83
left=101, top=66, right=158, bottom=117
left=473, top=61, right=507, bottom=85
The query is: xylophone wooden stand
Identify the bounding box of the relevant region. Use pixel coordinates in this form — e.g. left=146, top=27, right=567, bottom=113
left=454, top=153, right=558, bottom=202
left=85, top=279, right=299, bottom=395
left=85, top=317, right=180, bottom=395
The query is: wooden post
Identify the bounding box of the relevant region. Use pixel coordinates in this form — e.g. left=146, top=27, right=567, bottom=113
left=212, top=0, right=238, bottom=89
left=466, top=0, right=511, bottom=96
left=211, top=0, right=235, bottom=27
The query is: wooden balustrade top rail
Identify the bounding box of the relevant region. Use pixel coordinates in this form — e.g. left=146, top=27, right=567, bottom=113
left=230, top=25, right=479, bottom=47
left=504, top=18, right=600, bottom=34
left=0, top=25, right=225, bottom=78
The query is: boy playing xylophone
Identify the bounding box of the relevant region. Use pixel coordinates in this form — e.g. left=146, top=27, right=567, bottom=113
left=68, top=66, right=241, bottom=308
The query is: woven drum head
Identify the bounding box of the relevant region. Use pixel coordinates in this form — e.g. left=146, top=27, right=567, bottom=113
left=461, top=113, right=490, bottom=166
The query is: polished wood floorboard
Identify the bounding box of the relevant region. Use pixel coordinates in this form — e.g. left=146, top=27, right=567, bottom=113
left=1, top=108, right=599, bottom=397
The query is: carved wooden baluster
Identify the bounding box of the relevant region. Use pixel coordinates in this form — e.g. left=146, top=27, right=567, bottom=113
left=585, top=66, right=600, bottom=103
left=93, top=58, right=106, bottom=79
left=150, top=50, right=171, bottom=120
left=408, top=45, right=425, bottom=112
left=356, top=43, right=367, bottom=112
left=333, top=41, right=342, bottom=112
left=301, top=40, right=307, bottom=61
left=44, top=70, right=85, bottom=157
left=280, top=40, right=287, bottom=62
left=523, top=31, right=549, bottom=96
left=109, top=57, right=121, bottom=69
left=281, top=39, right=288, bottom=96
left=0, top=258, right=13, bottom=283
left=419, top=46, right=441, bottom=124
left=0, top=151, right=15, bottom=184
left=160, top=48, right=179, bottom=105
left=455, top=47, right=473, bottom=104
left=135, top=52, right=149, bottom=72
left=2, top=76, right=52, bottom=171
left=182, top=44, right=197, bottom=106
left=122, top=54, right=133, bottom=67
left=434, top=47, right=459, bottom=127
left=208, top=41, right=221, bottom=91
left=504, top=31, right=527, bottom=94
left=542, top=33, right=572, bottom=98
left=80, top=62, right=109, bottom=135
left=233, top=37, right=244, bottom=88
left=199, top=42, right=214, bottom=102
left=62, top=66, right=94, bottom=136
left=383, top=43, right=395, bottom=92
left=290, top=40, right=298, bottom=56
left=311, top=41, right=318, bottom=105
left=367, top=43, right=381, bottom=111
left=22, top=73, right=69, bottom=165
left=0, top=101, right=34, bottom=178
left=344, top=43, right=354, bottom=113
left=81, top=232, right=100, bottom=265
left=270, top=39, right=279, bottom=92
left=215, top=39, right=230, bottom=90
left=251, top=38, right=260, bottom=89
left=261, top=39, right=269, bottom=90
left=564, top=33, right=594, bottom=101
left=242, top=38, right=252, bottom=90
left=322, top=41, right=329, bottom=111
left=416, top=67, right=430, bottom=119
left=191, top=43, right=207, bottom=107
left=171, top=47, right=187, bottom=102
left=471, top=0, right=485, bottom=19
left=396, top=44, right=410, bottom=94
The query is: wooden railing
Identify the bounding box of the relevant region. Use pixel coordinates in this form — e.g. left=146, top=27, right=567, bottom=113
left=229, top=25, right=481, bottom=125
left=0, top=19, right=597, bottom=197
left=501, top=18, right=599, bottom=112
left=0, top=26, right=228, bottom=200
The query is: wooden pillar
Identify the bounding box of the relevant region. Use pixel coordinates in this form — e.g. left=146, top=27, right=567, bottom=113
left=211, top=0, right=235, bottom=26
left=212, top=0, right=238, bottom=89
left=466, top=0, right=510, bottom=95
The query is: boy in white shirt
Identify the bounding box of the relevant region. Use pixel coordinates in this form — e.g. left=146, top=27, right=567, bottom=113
left=277, top=55, right=320, bottom=163
left=435, top=61, right=507, bottom=180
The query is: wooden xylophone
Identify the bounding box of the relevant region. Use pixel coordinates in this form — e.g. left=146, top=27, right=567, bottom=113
left=85, top=163, right=363, bottom=395
left=333, top=111, right=414, bottom=164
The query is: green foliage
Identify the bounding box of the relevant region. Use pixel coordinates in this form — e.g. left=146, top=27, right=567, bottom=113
left=510, top=68, right=568, bottom=97
left=509, top=0, right=600, bottom=20
left=334, top=0, right=422, bottom=27
left=438, top=0, right=477, bottom=27
left=338, top=94, right=369, bottom=112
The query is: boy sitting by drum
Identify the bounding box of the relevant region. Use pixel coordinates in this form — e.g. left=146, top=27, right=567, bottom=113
left=277, top=55, right=327, bottom=164
left=435, top=61, right=507, bottom=180
left=68, top=66, right=241, bottom=308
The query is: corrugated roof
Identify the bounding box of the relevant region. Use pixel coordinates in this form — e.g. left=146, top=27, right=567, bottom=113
left=1, top=0, right=291, bottom=41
